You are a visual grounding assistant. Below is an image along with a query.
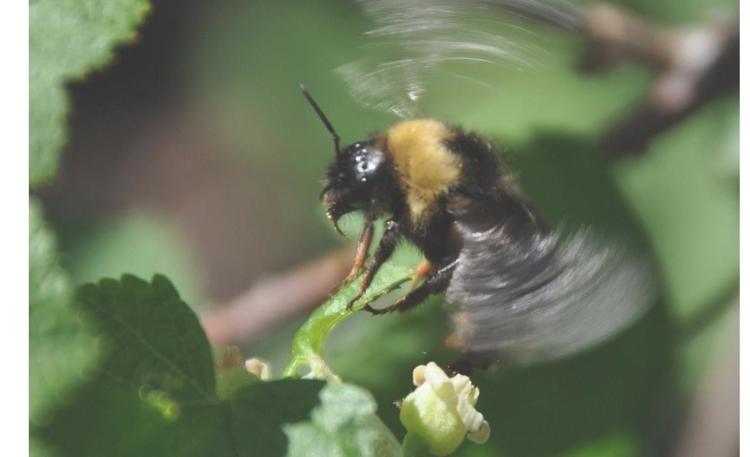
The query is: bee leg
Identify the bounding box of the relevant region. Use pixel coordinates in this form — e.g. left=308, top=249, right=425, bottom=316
left=347, top=219, right=401, bottom=310
left=409, top=260, right=433, bottom=290
left=365, top=260, right=457, bottom=315
left=335, top=218, right=375, bottom=291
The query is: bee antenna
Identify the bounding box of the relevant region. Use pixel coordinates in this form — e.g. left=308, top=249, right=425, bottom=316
left=300, top=83, right=341, bottom=156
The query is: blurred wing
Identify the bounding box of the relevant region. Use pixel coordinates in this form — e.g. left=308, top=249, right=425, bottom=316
left=338, top=0, right=583, bottom=117
left=446, top=221, right=656, bottom=363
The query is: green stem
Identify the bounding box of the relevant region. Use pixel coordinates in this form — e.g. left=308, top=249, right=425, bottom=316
left=282, top=264, right=412, bottom=379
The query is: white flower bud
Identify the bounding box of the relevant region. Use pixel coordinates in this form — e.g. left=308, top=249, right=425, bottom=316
left=244, top=357, right=271, bottom=380
left=400, top=362, right=490, bottom=456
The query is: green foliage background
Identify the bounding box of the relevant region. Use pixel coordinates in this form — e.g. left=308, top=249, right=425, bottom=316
left=29, top=0, right=737, bottom=456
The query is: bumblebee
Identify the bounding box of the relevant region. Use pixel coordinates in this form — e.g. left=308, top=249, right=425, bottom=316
left=303, top=85, right=652, bottom=364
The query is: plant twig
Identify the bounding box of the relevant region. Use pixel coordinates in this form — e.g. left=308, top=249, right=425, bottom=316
left=493, top=1, right=738, bottom=159
left=579, top=5, right=738, bottom=158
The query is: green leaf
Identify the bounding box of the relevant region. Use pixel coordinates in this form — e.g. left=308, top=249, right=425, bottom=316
left=76, top=274, right=216, bottom=401
left=29, top=198, right=99, bottom=425
left=616, top=98, right=739, bottom=325
left=30, top=0, right=151, bottom=186
left=41, top=376, right=327, bottom=457
left=230, top=379, right=327, bottom=456
left=35, top=274, right=215, bottom=455
left=284, top=263, right=412, bottom=379
left=38, top=380, right=180, bottom=457
left=37, top=274, right=374, bottom=457
left=284, top=382, right=402, bottom=457
left=49, top=379, right=329, bottom=456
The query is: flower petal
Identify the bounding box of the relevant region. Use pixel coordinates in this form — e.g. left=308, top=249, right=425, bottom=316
left=412, top=364, right=426, bottom=386
left=467, top=420, right=491, bottom=444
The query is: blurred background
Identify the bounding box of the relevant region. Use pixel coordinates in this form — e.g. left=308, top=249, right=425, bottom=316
left=34, top=0, right=737, bottom=456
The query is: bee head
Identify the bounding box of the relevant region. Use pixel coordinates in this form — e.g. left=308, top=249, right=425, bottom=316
left=300, top=84, right=394, bottom=235
left=321, top=140, right=392, bottom=234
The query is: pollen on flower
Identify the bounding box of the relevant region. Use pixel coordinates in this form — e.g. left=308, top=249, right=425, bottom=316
left=400, top=362, right=490, bottom=456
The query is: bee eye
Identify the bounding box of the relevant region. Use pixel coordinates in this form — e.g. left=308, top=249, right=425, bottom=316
left=353, top=152, right=383, bottom=182
left=356, top=161, right=371, bottom=173
left=342, top=141, right=385, bottom=185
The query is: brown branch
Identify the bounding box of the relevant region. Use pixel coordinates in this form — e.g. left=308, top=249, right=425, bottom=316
left=493, top=1, right=738, bottom=159
left=201, top=246, right=354, bottom=345
left=577, top=4, right=738, bottom=158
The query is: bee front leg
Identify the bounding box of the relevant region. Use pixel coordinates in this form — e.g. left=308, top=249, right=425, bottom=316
left=339, top=217, right=375, bottom=287
left=346, top=219, right=401, bottom=310
left=365, top=259, right=457, bottom=315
